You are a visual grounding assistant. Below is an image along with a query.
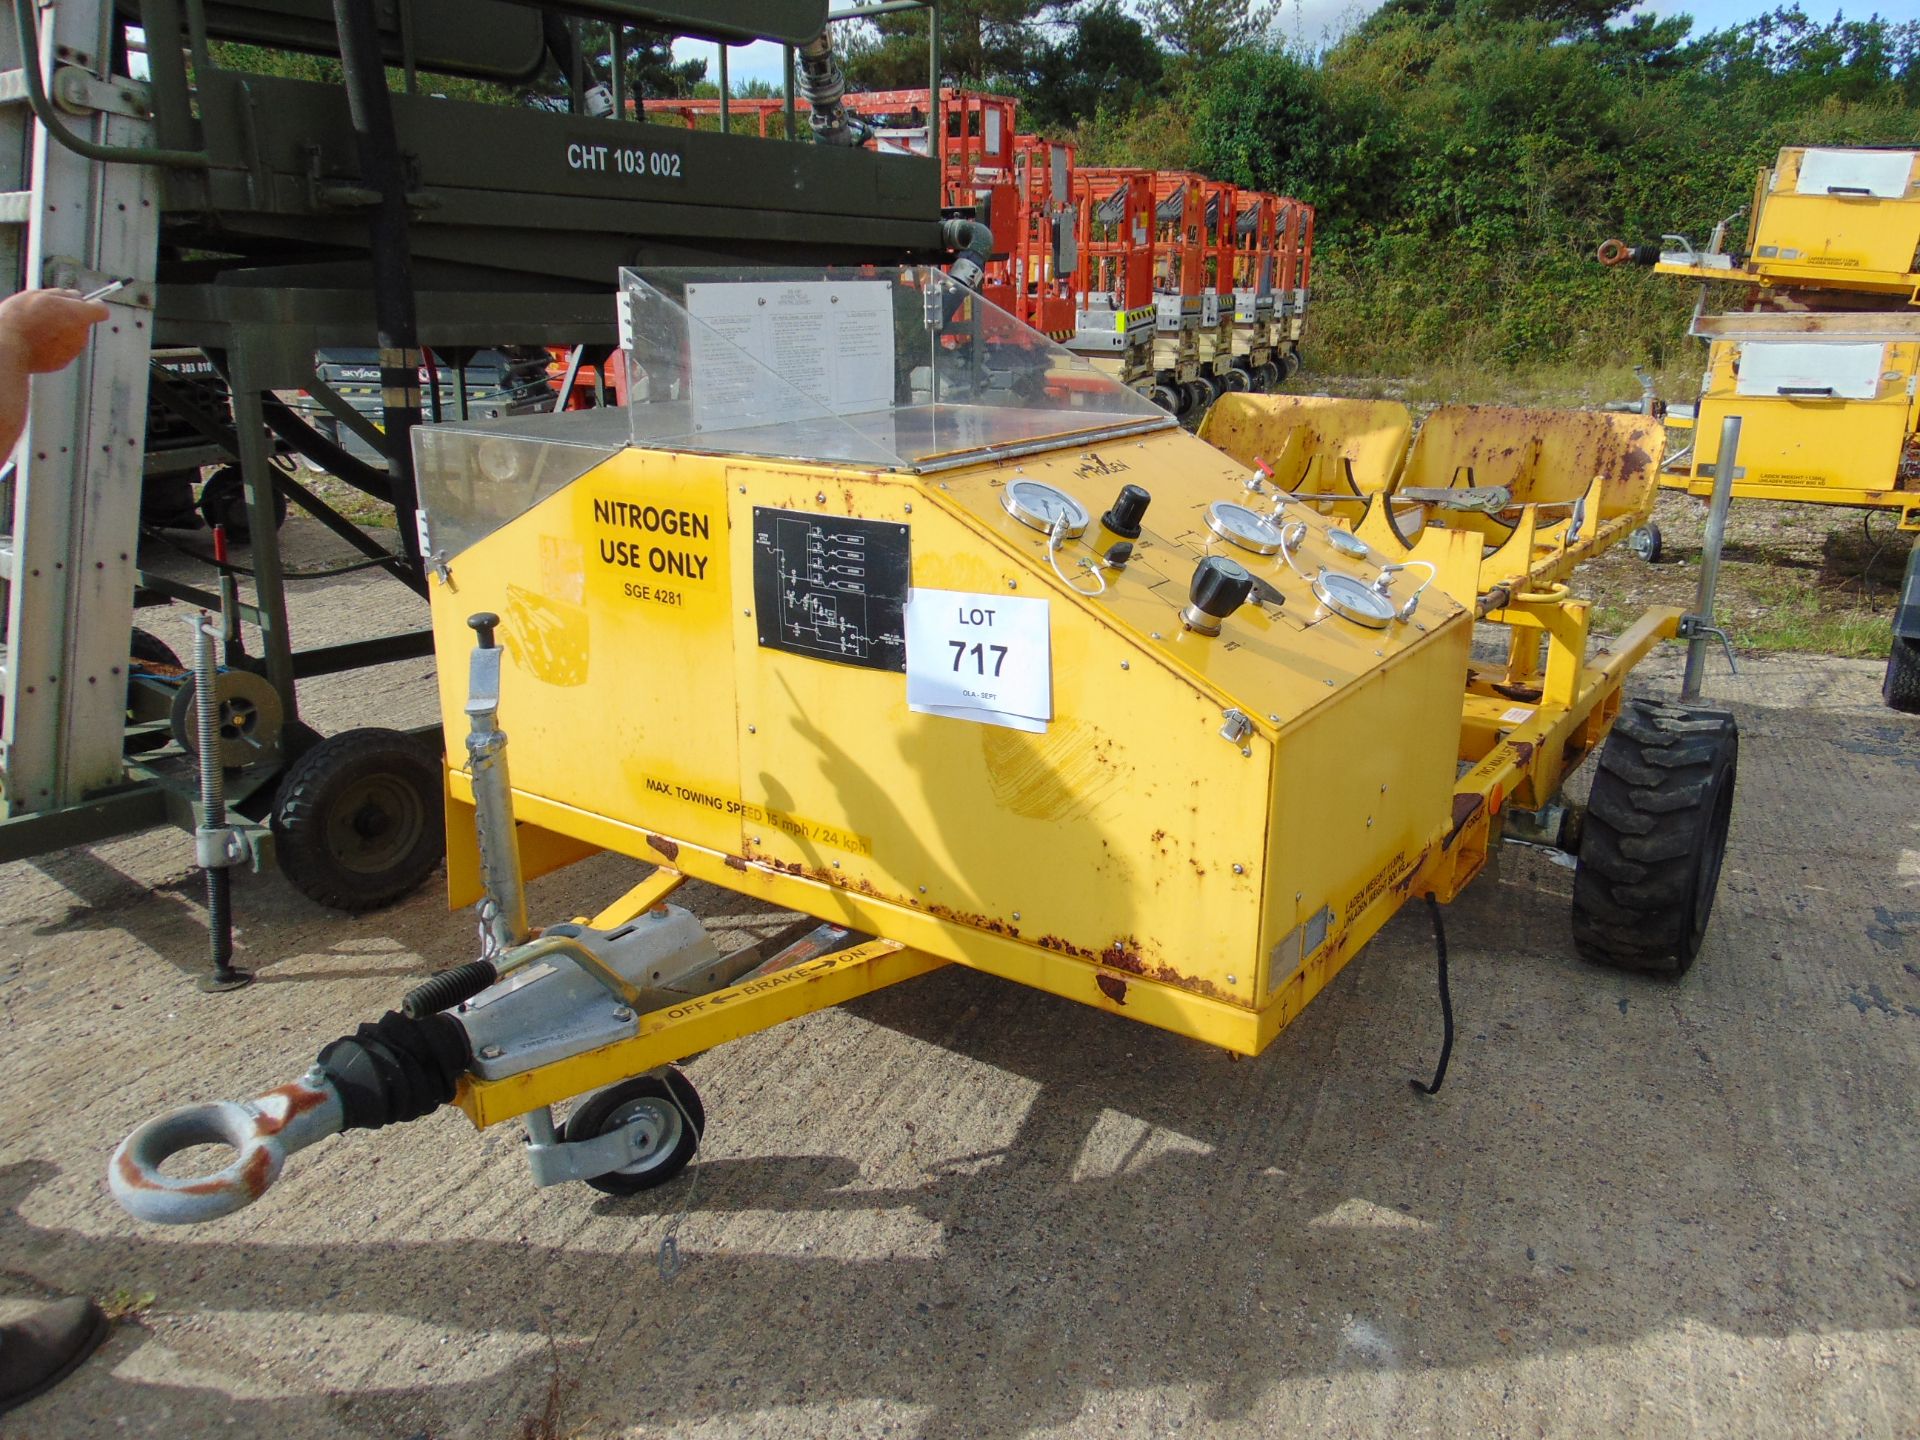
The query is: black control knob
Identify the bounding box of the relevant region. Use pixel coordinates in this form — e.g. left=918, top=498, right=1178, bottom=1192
left=1181, top=556, right=1252, bottom=636
left=1101, top=483, right=1151, bottom=539
left=468, top=612, right=500, bottom=650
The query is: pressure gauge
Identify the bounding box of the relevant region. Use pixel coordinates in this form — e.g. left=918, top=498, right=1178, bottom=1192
left=1002, top=479, right=1090, bottom=537
left=1326, top=526, right=1369, bottom=559
left=1313, top=568, right=1397, bottom=629
left=1204, top=500, right=1285, bottom=556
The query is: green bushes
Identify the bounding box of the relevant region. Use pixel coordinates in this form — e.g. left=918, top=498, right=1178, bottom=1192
left=1166, top=1, right=1920, bottom=372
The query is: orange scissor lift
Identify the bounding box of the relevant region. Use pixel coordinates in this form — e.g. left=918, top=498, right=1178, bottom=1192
left=1066, top=167, right=1172, bottom=409
left=1007, top=133, right=1079, bottom=340
left=1194, top=176, right=1243, bottom=396
left=1229, top=191, right=1280, bottom=391
left=583, top=88, right=1316, bottom=425
left=1144, top=170, right=1211, bottom=418
left=1289, top=200, right=1316, bottom=346
left=846, top=88, right=1023, bottom=317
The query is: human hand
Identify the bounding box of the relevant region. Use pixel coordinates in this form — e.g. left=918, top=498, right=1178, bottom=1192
left=0, top=288, right=113, bottom=374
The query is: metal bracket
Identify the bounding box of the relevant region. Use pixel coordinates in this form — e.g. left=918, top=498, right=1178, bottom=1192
left=49, top=66, right=150, bottom=120
left=524, top=1113, right=662, bottom=1187
left=193, top=825, right=247, bottom=869
left=1678, top=615, right=1739, bottom=675
left=37, top=256, right=151, bottom=308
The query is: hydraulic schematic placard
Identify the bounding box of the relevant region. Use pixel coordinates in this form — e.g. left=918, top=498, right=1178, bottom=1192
left=751, top=508, right=910, bottom=670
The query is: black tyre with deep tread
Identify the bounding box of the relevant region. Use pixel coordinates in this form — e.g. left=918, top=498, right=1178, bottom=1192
left=1571, top=698, right=1738, bottom=975
left=271, top=727, right=444, bottom=912
left=1885, top=635, right=1920, bottom=713
left=197, top=464, right=289, bottom=542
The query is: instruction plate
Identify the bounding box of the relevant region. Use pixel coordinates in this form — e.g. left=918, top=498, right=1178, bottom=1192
left=906, top=589, right=1051, bottom=732
left=686, top=280, right=894, bottom=432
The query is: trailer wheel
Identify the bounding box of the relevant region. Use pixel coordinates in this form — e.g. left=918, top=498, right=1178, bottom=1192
left=271, top=727, right=444, bottom=912
left=1571, top=699, right=1738, bottom=975
left=1628, top=522, right=1662, bottom=563
left=1255, top=361, right=1282, bottom=392
left=1148, top=382, right=1181, bottom=413
left=1221, top=367, right=1250, bottom=392
left=197, top=465, right=288, bottom=543
left=1886, top=635, right=1920, bottom=713
left=564, top=1069, right=704, bottom=1195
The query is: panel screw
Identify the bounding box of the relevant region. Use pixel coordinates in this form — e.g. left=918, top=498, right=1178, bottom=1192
left=1012, top=911, right=1021, bottom=921
left=832, top=859, right=841, bottom=868
left=739, top=485, right=747, bottom=494
left=1324, top=678, right=1336, bottom=687
left=744, top=609, right=752, bottom=617
left=1007, top=580, right=1017, bottom=590
left=1120, top=660, right=1129, bottom=670
left=1267, top=713, right=1279, bottom=723
left=1240, top=747, right=1250, bottom=757
left=1227, top=974, right=1238, bottom=984
left=919, top=885, right=927, bottom=893
left=816, top=492, right=827, bottom=503
left=747, top=724, right=756, bottom=734
left=903, top=503, right=913, bottom=514
left=479, top=1044, right=503, bottom=1060
left=1232, top=863, right=1245, bottom=875
left=612, top=1007, right=633, bottom=1022
left=1366, top=816, right=1374, bottom=827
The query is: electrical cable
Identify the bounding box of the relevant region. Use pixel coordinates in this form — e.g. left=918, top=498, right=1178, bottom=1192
left=1048, top=520, right=1108, bottom=597
left=1409, top=896, right=1454, bottom=1097
left=140, top=525, right=403, bottom=580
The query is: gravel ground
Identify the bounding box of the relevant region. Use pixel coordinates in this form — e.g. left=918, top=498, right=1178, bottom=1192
left=0, top=495, right=1916, bottom=1439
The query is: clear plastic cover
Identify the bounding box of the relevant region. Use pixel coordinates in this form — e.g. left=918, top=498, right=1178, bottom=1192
left=617, top=264, right=1172, bottom=470
left=415, top=264, right=1173, bottom=562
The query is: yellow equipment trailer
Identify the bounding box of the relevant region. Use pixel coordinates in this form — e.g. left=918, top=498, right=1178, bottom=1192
left=109, top=270, right=1739, bottom=1223
left=1599, top=145, right=1920, bottom=707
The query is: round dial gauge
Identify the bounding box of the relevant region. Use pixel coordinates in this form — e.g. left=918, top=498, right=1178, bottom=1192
left=1313, top=569, right=1396, bottom=629
left=1002, top=480, right=1090, bottom=537
left=1326, top=526, right=1369, bottom=558
left=1205, top=500, right=1285, bottom=555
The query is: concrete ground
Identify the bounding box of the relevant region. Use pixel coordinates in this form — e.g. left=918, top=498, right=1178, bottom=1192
left=0, top=516, right=1917, bottom=1439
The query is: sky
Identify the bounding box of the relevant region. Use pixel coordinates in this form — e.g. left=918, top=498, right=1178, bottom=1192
left=674, top=0, right=1920, bottom=88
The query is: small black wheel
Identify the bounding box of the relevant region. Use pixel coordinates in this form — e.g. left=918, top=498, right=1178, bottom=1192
left=1147, top=382, right=1181, bottom=413
left=129, top=628, right=180, bottom=670
left=564, top=1069, right=704, bottom=1195
left=126, top=629, right=182, bottom=755
left=271, top=727, right=444, bottom=911
left=1255, top=361, right=1282, bottom=392
left=1628, top=522, right=1663, bottom=564
left=1572, top=698, right=1738, bottom=975
left=1220, top=367, right=1251, bottom=393
left=1887, top=635, right=1920, bottom=713
left=1182, top=379, right=1212, bottom=417
left=141, top=474, right=199, bottom=529
left=197, top=465, right=288, bottom=543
